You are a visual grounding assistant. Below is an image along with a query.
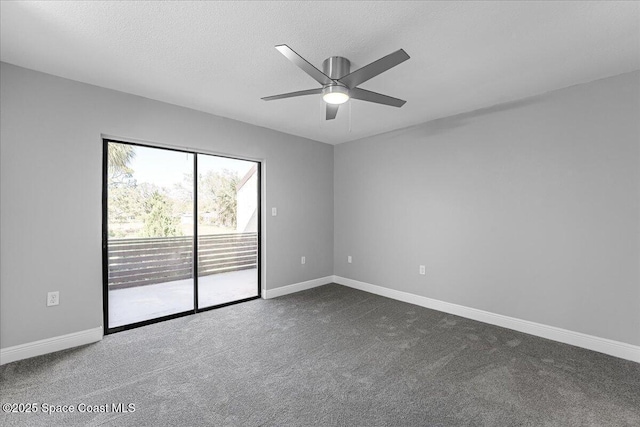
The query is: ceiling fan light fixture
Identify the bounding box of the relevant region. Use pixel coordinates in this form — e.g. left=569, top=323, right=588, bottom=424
left=322, top=85, right=350, bottom=105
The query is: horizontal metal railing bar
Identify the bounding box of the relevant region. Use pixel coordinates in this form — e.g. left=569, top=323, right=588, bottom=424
left=199, top=261, right=256, bottom=272
left=109, top=247, right=193, bottom=257
left=108, top=235, right=257, bottom=251
left=108, top=232, right=256, bottom=245
left=109, top=257, right=194, bottom=271
left=198, top=255, right=256, bottom=265
left=110, top=231, right=256, bottom=240
left=110, top=249, right=256, bottom=262
left=109, top=242, right=250, bottom=254
left=197, top=252, right=257, bottom=263
left=108, top=241, right=194, bottom=251
left=196, top=244, right=257, bottom=255
left=198, top=264, right=257, bottom=275
left=109, top=253, right=193, bottom=264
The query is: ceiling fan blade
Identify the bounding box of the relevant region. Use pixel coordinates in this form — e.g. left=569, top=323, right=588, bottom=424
left=350, top=87, right=406, bottom=107
left=338, top=49, right=410, bottom=89
left=261, top=88, right=323, bottom=101
left=275, top=45, right=333, bottom=86
left=326, top=104, right=339, bottom=120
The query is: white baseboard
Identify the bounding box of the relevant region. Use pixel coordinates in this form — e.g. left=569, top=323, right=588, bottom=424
left=333, top=276, right=640, bottom=363
left=1, top=327, right=103, bottom=365
left=264, top=276, right=333, bottom=299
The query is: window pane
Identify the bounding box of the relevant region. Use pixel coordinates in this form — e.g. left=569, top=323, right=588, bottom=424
left=107, top=143, right=194, bottom=328
left=197, top=154, right=258, bottom=308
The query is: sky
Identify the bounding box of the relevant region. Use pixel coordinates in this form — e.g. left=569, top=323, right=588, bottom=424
left=126, top=145, right=255, bottom=189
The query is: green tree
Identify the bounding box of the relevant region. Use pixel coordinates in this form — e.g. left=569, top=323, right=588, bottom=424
left=108, top=185, right=144, bottom=223
left=108, top=143, right=136, bottom=187
left=107, top=143, right=140, bottom=237
left=142, top=190, right=182, bottom=237
left=199, top=169, right=239, bottom=229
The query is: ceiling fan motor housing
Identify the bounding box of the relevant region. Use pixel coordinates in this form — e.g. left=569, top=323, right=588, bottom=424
left=323, top=56, right=351, bottom=80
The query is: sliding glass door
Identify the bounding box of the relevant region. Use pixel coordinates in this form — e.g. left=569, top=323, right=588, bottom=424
left=197, top=155, right=259, bottom=309
left=103, top=140, right=260, bottom=333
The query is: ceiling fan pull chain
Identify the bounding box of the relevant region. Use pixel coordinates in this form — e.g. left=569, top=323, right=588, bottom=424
left=349, top=101, right=352, bottom=133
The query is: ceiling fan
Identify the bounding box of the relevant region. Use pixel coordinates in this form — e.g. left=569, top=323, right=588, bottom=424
left=262, top=45, right=410, bottom=120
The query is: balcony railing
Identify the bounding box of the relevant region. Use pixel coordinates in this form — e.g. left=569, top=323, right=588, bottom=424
left=108, top=232, right=258, bottom=289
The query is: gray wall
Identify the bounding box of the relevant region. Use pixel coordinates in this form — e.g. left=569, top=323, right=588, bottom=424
left=0, top=63, right=334, bottom=348
left=2, top=61, right=638, bottom=351
left=335, top=72, right=640, bottom=346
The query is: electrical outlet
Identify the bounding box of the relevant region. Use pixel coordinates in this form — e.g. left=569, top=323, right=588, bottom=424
left=47, top=291, right=59, bottom=306
left=301, top=256, right=306, bottom=265
left=419, top=265, right=426, bottom=275
left=272, top=207, right=277, bottom=216
left=347, top=255, right=352, bottom=263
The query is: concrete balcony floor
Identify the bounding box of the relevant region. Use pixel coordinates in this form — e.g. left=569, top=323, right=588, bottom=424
left=108, top=268, right=258, bottom=328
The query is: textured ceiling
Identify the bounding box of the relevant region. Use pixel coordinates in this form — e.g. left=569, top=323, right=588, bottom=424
left=1, top=1, right=639, bottom=144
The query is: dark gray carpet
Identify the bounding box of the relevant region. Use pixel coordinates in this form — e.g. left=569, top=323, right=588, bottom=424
left=1, top=284, right=639, bottom=426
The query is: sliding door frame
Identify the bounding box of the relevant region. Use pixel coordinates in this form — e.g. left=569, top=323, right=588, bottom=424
left=102, top=138, right=262, bottom=335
